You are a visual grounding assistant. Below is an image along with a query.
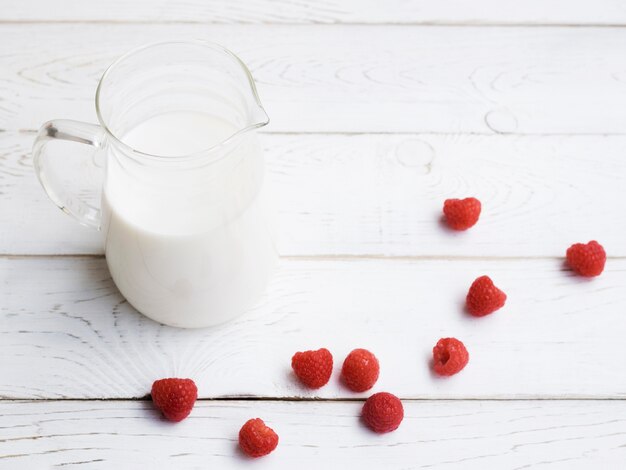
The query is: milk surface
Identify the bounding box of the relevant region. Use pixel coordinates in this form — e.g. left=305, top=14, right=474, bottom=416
left=101, top=112, right=277, bottom=327
left=121, top=111, right=234, bottom=157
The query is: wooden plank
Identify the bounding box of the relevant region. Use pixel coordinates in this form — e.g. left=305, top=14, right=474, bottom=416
left=1, top=399, right=625, bottom=468
left=0, top=131, right=103, bottom=255
left=3, top=25, right=626, bottom=134
left=4, top=131, right=626, bottom=256
left=2, top=256, right=625, bottom=399
left=2, top=0, right=626, bottom=25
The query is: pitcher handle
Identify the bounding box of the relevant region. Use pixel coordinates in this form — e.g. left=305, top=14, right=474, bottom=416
left=33, top=120, right=105, bottom=229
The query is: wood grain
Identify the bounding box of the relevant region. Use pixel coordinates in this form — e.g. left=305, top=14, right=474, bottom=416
left=3, top=3, right=625, bottom=467
left=2, top=256, right=625, bottom=399
left=3, top=25, right=626, bottom=134
left=5, top=131, right=626, bottom=256
left=2, top=0, right=626, bottom=25
left=1, top=399, right=625, bottom=468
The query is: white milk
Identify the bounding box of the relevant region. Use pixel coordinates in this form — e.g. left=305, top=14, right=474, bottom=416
left=119, top=111, right=234, bottom=157
left=100, top=112, right=277, bottom=328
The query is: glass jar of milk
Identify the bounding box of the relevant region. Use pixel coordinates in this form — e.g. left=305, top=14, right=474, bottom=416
left=33, top=41, right=277, bottom=328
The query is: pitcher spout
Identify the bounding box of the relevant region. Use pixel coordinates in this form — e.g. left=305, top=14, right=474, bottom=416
left=248, top=105, right=270, bottom=130
left=235, top=53, right=270, bottom=131
left=221, top=42, right=270, bottom=138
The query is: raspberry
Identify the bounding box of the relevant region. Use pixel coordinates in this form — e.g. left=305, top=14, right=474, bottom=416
left=341, top=349, right=380, bottom=392
left=566, top=240, right=606, bottom=277
left=466, top=275, right=507, bottom=317
left=151, top=378, right=197, bottom=422
left=432, top=337, right=469, bottom=376
left=291, top=348, right=333, bottom=389
left=239, top=418, right=279, bottom=458
left=362, top=392, right=404, bottom=433
left=443, top=197, right=481, bottom=230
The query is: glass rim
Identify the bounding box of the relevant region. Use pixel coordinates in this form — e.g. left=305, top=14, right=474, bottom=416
left=94, top=40, right=269, bottom=162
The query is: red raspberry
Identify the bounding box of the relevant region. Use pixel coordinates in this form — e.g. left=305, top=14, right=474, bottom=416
left=291, top=348, right=333, bottom=389
left=466, top=275, right=507, bottom=317
left=341, top=349, right=380, bottom=392
left=566, top=240, right=606, bottom=277
left=432, top=337, right=469, bottom=376
left=362, top=392, right=404, bottom=433
left=443, top=197, right=481, bottom=230
left=151, top=378, right=197, bottom=422
left=239, top=418, right=279, bottom=458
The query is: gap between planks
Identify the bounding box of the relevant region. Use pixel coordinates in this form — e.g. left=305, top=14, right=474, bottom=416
left=14, top=129, right=626, bottom=137
left=3, top=397, right=626, bottom=403
left=2, top=254, right=625, bottom=261
left=1, top=20, right=626, bottom=27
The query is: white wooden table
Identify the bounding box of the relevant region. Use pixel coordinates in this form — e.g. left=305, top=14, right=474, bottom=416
left=2, top=1, right=626, bottom=468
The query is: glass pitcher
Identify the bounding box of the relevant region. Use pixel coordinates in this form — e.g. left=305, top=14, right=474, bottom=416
left=33, top=41, right=277, bottom=328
